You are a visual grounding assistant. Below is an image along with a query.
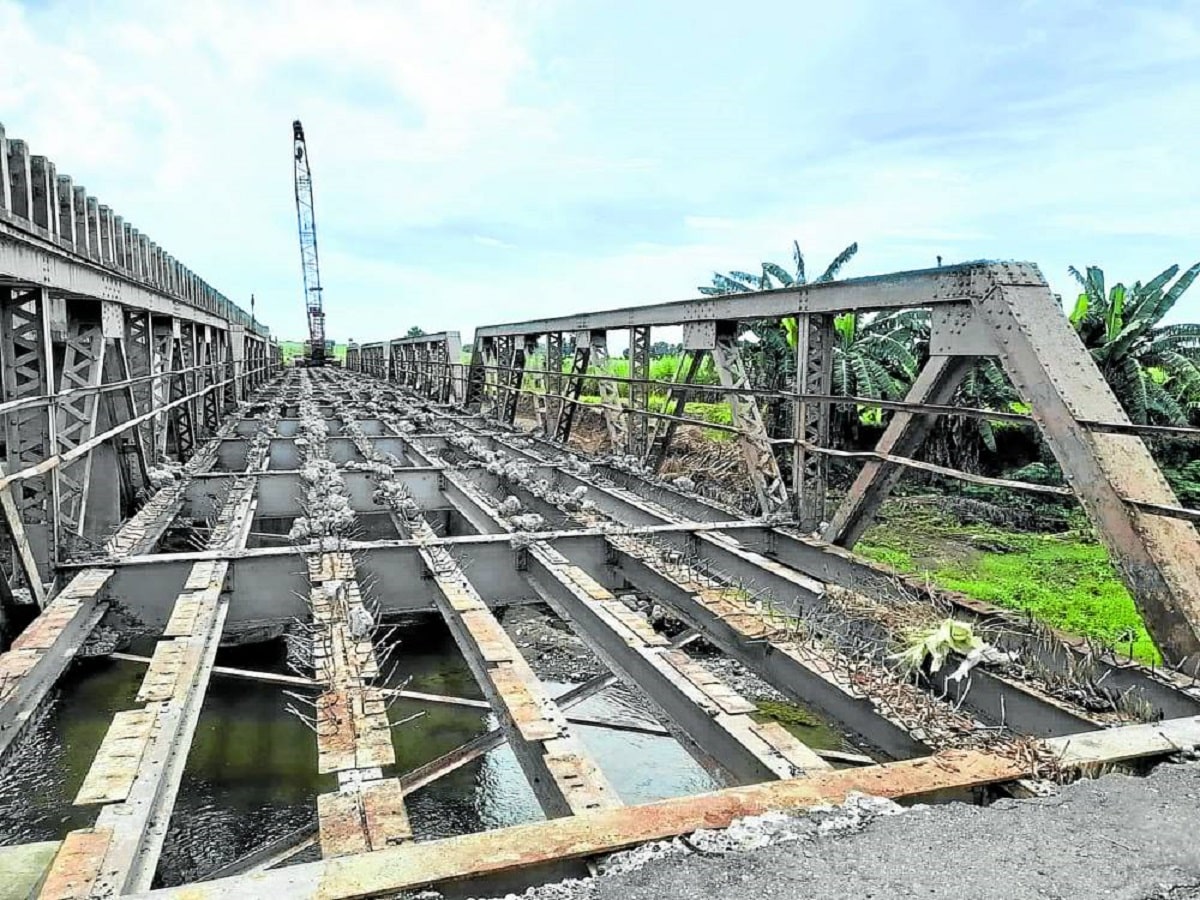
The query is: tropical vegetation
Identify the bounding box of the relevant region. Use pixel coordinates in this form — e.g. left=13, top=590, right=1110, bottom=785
left=1067, top=263, right=1200, bottom=424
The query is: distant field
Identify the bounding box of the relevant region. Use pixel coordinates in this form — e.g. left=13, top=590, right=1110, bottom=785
left=279, top=340, right=347, bottom=363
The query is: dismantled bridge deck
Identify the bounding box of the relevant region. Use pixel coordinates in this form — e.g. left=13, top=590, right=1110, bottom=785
left=4, top=363, right=1197, bottom=899
left=1, top=119, right=1199, bottom=898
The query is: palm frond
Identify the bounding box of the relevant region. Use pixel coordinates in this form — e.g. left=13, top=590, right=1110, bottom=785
left=1158, top=261, right=1200, bottom=320
left=762, top=262, right=794, bottom=287
left=792, top=240, right=806, bottom=285
left=1118, top=355, right=1148, bottom=424
left=816, top=243, right=859, bottom=283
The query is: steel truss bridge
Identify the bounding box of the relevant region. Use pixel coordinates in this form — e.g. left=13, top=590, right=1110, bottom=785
left=0, top=122, right=1198, bottom=899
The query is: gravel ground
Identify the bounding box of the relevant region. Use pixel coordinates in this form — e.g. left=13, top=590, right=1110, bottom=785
left=502, top=605, right=610, bottom=682
left=470, top=761, right=1200, bottom=900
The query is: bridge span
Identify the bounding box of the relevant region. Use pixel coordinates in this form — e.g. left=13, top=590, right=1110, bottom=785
left=0, top=124, right=1198, bottom=899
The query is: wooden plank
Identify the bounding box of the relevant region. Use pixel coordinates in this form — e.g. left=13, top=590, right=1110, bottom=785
left=37, top=827, right=112, bottom=900
left=659, top=649, right=757, bottom=715
left=459, top=609, right=514, bottom=664
left=748, top=719, right=831, bottom=772
left=317, top=791, right=369, bottom=859
left=184, top=560, right=218, bottom=590
left=1046, top=716, right=1200, bottom=766
left=162, top=594, right=202, bottom=637
left=488, top=665, right=561, bottom=743
left=135, top=640, right=187, bottom=703
left=74, top=709, right=156, bottom=805
left=360, top=778, right=412, bottom=849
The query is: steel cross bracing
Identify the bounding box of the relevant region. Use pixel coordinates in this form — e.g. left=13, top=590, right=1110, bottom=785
left=0, top=122, right=281, bottom=605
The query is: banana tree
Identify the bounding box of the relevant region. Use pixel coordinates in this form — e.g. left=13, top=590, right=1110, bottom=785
left=1068, top=263, right=1200, bottom=424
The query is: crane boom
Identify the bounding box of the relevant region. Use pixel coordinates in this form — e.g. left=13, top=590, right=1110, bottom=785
left=292, top=120, right=326, bottom=365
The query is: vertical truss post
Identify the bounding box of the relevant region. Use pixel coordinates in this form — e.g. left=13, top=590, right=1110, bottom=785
left=167, top=325, right=196, bottom=462
left=178, top=322, right=200, bottom=439
left=442, top=333, right=463, bottom=404
left=823, top=354, right=973, bottom=547
left=0, top=287, right=54, bottom=594
left=417, top=344, right=431, bottom=397
left=201, top=327, right=220, bottom=433
left=219, top=332, right=237, bottom=413
left=465, top=339, right=488, bottom=412
left=125, top=309, right=156, bottom=467
left=227, top=325, right=245, bottom=407
left=712, top=321, right=789, bottom=517
left=545, top=332, right=563, bottom=437
left=590, top=330, right=626, bottom=451
left=389, top=343, right=400, bottom=385
left=792, top=313, right=834, bottom=532
left=644, top=348, right=705, bottom=473
left=524, top=336, right=550, bottom=433
left=101, top=303, right=149, bottom=508
left=627, top=325, right=650, bottom=458
left=151, top=319, right=174, bottom=459
left=500, top=341, right=526, bottom=426
left=554, top=334, right=591, bottom=444
left=54, top=309, right=106, bottom=552
left=482, top=337, right=501, bottom=417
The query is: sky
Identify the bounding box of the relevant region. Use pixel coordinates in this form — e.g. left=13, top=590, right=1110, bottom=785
left=2, top=0, right=1198, bottom=343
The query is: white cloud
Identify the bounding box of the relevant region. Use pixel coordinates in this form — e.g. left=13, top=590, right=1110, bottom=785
left=1, top=0, right=1196, bottom=342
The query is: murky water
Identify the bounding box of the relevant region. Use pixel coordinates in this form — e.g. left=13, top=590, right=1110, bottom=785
left=0, top=617, right=716, bottom=887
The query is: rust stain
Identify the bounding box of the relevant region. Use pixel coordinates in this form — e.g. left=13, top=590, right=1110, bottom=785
left=318, top=790, right=370, bottom=859
left=37, top=826, right=112, bottom=900
left=361, top=778, right=412, bottom=849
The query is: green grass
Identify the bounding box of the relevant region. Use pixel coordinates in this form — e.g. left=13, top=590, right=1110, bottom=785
left=857, top=511, right=1160, bottom=663
left=578, top=395, right=734, bottom=439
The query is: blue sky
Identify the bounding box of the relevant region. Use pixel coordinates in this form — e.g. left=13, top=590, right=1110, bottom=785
left=2, top=0, right=1197, bottom=342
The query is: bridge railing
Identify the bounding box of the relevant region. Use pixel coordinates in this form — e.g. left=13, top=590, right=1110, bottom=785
left=0, top=121, right=265, bottom=337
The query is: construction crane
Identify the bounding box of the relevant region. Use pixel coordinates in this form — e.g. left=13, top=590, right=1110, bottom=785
left=292, top=119, right=327, bottom=366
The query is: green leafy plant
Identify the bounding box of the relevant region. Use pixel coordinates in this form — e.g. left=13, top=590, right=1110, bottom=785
left=1068, top=262, right=1200, bottom=424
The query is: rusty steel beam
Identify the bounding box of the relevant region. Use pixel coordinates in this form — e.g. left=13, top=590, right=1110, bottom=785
left=332, top=395, right=620, bottom=820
